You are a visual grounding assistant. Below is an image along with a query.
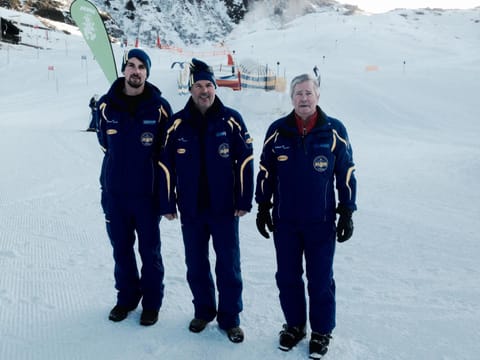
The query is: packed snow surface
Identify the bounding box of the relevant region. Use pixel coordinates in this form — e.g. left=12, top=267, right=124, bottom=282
left=1, top=5, right=479, bottom=360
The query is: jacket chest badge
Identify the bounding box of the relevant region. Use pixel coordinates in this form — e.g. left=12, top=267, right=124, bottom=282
left=140, top=132, right=154, bottom=146
left=218, top=143, right=230, bottom=158
left=277, top=155, right=288, bottom=162
left=107, top=129, right=117, bottom=135
left=313, top=155, right=329, bottom=172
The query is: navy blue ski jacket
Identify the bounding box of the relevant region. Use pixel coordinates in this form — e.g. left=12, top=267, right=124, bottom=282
left=97, top=78, right=172, bottom=197
left=158, top=97, right=254, bottom=218
left=255, top=106, right=356, bottom=223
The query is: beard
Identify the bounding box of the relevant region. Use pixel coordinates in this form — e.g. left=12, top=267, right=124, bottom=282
left=126, top=75, right=143, bottom=89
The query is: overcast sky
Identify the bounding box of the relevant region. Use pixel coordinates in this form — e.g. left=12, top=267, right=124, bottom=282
left=341, top=0, right=480, bottom=13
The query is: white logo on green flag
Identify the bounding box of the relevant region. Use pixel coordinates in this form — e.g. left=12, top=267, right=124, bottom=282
left=70, top=0, right=118, bottom=84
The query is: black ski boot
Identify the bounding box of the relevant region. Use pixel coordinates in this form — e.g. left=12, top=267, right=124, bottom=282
left=278, top=324, right=306, bottom=351
left=309, top=332, right=332, bottom=359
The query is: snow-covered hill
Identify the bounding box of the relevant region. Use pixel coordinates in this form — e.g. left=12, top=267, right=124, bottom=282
left=3, top=0, right=356, bottom=46
left=1, top=4, right=479, bottom=360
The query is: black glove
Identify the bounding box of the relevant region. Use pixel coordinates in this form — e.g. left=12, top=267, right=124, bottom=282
left=256, top=202, right=274, bottom=239
left=336, top=205, right=354, bottom=242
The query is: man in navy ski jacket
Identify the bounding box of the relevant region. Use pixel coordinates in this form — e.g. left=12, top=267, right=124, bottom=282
left=255, top=73, right=357, bottom=358
left=96, top=48, right=172, bottom=326
left=158, top=58, right=254, bottom=343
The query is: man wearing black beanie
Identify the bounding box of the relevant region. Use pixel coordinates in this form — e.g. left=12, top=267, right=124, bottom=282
left=158, top=58, right=254, bottom=343
left=96, top=48, right=172, bottom=326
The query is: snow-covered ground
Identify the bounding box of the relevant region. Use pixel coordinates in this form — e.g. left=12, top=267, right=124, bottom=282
left=1, top=5, right=479, bottom=360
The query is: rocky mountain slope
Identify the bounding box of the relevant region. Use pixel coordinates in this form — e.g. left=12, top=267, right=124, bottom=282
left=1, top=0, right=354, bottom=45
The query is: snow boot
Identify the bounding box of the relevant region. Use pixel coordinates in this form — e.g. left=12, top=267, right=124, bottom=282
left=189, top=318, right=210, bottom=333
left=140, top=310, right=159, bottom=326
left=278, top=324, right=306, bottom=351
left=227, top=326, right=244, bottom=343
left=309, top=332, right=332, bottom=359
left=108, top=305, right=136, bottom=322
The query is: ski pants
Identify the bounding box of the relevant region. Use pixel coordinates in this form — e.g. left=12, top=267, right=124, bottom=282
left=180, top=214, right=243, bottom=330
left=103, top=193, right=165, bottom=311
left=273, top=220, right=336, bottom=334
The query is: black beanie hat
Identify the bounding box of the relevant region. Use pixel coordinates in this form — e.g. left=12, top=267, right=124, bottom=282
left=121, top=48, right=151, bottom=78
left=189, top=58, right=216, bottom=89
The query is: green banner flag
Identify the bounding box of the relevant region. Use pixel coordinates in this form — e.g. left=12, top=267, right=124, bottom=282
left=70, top=0, right=118, bottom=84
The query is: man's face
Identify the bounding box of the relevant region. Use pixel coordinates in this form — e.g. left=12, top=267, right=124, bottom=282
left=190, top=80, right=216, bottom=114
left=123, top=57, right=147, bottom=89
left=292, top=80, right=319, bottom=120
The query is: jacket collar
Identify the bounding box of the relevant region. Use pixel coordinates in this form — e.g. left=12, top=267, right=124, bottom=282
left=182, top=96, right=225, bottom=124
left=282, top=106, right=328, bottom=135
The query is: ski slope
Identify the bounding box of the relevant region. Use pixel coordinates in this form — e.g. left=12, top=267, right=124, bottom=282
left=0, top=5, right=479, bottom=360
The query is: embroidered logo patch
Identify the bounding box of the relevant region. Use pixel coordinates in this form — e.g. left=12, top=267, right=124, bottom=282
left=177, top=148, right=186, bottom=154
left=277, top=155, right=288, bottom=162
left=140, top=132, right=154, bottom=146
left=106, top=129, right=117, bottom=135
left=313, top=155, right=328, bottom=172
left=218, top=143, right=230, bottom=158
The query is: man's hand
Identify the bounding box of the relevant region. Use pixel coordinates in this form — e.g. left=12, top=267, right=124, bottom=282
left=256, top=203, right=274, bottom=239
left=234, top=210, right=248, bottom=217
left=336, top=206, right=354, bottom=242
left=163, top=213, right=178, bottom=221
